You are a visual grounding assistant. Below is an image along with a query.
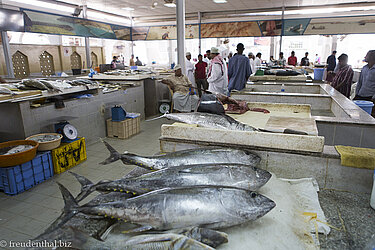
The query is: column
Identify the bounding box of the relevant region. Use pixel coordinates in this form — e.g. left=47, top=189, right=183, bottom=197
left=176, top=0, right=185, bottom=72
left=1, top=31, right=14, bottom=78
left=82, top=5, right=91, bottom=68
left=198, top=11, right=201, bottom=55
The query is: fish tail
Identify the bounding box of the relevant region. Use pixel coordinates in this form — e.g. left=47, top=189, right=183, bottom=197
left=100, top=140, right=122, bottom=165
left=69, top=171, right=96, bottom=202
left=57, top=182, right=79, bottom=213
left=145, top=113, right=168, bottom=122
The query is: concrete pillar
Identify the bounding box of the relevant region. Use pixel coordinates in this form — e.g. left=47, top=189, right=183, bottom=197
left=332, top=35, right=338, bottom=52
left=1, top=31, right=14, bottom=78
left=279, top=5, right=285, bottom=54
left=82, top=5, right=91, bottom=68
left=198, top=11, right=201, bottom=55
left=176, top=0, right=185, bottom=72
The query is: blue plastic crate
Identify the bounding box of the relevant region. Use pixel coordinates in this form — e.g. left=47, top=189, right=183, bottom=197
left=0, top=151, right=54, bottom=195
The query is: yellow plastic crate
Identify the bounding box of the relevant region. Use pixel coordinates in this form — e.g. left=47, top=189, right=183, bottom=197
left=51, top=137, right=87, bottom=174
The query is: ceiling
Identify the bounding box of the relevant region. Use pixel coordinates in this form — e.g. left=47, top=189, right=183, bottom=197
left=57, top=0, right=375, bottom=18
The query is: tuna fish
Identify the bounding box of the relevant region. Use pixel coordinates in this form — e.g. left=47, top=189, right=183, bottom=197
left=149, top=112, right=258, bottom=131
left=167, top=227, right=228, bottom=248
left=100, top=140, right=261, bottom=170
left=61, top=184, right=275, bottom=232
left=71, top=164, right=272, bottom=202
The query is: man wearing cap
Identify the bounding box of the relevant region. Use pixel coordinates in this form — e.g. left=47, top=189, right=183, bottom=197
left=248, top=52, right=255, bottom=74
left=228, top=43, right=252, bottom=92
left=161, top=64, right=199, bottom=112
left=207, top=47, right=228, bottom=95
left=185, top=52, right=196, bottom=89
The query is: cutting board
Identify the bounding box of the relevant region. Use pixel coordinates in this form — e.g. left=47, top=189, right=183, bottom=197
left=265, top=116, right=318, bottom=135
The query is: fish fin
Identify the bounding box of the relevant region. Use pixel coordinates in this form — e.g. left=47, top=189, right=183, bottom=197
left=145, top=113, right=167, bottom=122
left=69, top=171, right=96, bottom=202
left=99, top=222, right=118, bottom=241
left=121, top=225, right=153, bottom=234
left=57, top=182, right=79, bottom=213
left=100, top=140, right=122, bottom=165
left=65, top=226, right=105, bottom=249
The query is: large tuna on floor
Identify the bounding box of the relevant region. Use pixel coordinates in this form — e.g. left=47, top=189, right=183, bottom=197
left=100, top=140, right=261, bottom=170
left=71, top=163, right=272, bottom=201
left=61, top=184, right=275, bottom=232
left=150, top=112, right=258, bottom=131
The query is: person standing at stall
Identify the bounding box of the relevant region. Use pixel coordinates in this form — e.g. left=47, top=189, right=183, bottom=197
left=185, top=52, right=196, bottom=89
left=355, top=50, right=375, bottom=116
left=254, top=53, right=262, bottom=70
left=300, top=52, right=310, bottom=66
left=248, top=52, right=255, bottom=74
left=278, top=52, right=286, bottom=67
left=331, top=54, right=353, bottom=98
left=135, top=57, right=142, bottom=66
left=194, top=54, right=208, bottom=97
left=288, top=51, right=297, bottom=66
left=207, top=47, right=228, bottom=95
left=129, top=55, right=135, bottom=66
left=326, top=51, right=337, bottom=82
left=228, top=43, right=252, bottom=92
left=161, top=65, right=199, bottom=112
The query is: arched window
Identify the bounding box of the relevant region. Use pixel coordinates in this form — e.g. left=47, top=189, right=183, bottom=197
left=70, top=51, right=82, bottom=69
left=39, top=51, right=55, bottom=76
left=12, top=50, right=30, bottom=78
left=91, top=52, right=98, bottom=68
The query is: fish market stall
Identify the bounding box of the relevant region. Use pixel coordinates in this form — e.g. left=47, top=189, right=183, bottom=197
left=0, top=78, right=145, bottom=144
left=159, top=102, right=325, bottom=153
left=233, top=83, right=375, bottom=149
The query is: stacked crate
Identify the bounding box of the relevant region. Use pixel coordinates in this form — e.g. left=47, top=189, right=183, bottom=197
left=106, top=114, right=141, bottom=139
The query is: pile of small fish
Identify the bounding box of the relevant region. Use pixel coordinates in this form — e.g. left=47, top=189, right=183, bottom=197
left=32, top=141, right=275, bottom=249
left=28, top=134, right=61, bottom=143
left=0, top=144, right=34, bottom=155
left=0, top=79, right=98, bottom=94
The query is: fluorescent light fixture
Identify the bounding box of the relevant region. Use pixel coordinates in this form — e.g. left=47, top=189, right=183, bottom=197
left=164, top=0, right=176, bottom=7
left=213, top=0, right=227, bottom=3
left=164, top=3, right=176, bottom=7
left=122, top=7, right=134, bottom=11
left=7, top=0, right=75, bottom=13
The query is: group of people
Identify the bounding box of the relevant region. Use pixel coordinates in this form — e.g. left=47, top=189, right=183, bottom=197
left=110, top=55, right=143, bottom=69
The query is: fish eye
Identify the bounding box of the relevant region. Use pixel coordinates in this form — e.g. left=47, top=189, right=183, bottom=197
left=251, top=192, right=257, bottom=198
left=252, top=166, right=257, bottom=171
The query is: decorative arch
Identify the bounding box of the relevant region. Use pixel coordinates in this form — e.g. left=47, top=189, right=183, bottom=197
left=12, top=50, right=30, bottom=78
left=39, top=51, right=55, bottom=76
left=70, top=51, right=82, bottom=69
left=91, top=52, right=98, bottom=68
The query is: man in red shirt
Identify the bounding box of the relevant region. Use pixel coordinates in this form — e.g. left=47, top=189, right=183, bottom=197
left=288, top=51, right=297, bottom=66
left=195, top=54, right=208, bottom=97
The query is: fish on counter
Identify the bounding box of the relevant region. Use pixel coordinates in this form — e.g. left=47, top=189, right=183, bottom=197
left=21, top=79, right=49, bottom=90
left=71, top=163, right=272, bottom=202
left=0, top=86, right=14, bottom=95
left=0, top=145, right=34, bottom=155
left=100, top=140, right=261, bottom=170
left=38, top=80, right=63, bottom=92
left=149, top=112, right=258, bottom=131
left=59, top=183, right=276, bottom=232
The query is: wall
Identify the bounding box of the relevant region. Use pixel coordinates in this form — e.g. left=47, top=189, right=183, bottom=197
left=0, top=44, right=104, bottom=76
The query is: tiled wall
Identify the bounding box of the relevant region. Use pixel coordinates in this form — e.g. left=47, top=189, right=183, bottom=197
left=317, top=121, right=375, bottom=149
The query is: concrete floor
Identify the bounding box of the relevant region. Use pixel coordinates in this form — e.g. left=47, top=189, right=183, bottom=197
left=0, top=118, right=172, bottom=248
left=0, top=118, right=374, bottom=250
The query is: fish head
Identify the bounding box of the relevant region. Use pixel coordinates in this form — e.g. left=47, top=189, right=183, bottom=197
left=252, top=166, right=272, bottom=188
left=233, top=190, right=276, bottom=220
